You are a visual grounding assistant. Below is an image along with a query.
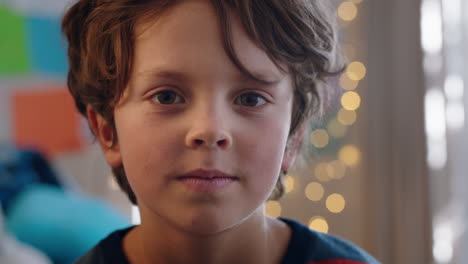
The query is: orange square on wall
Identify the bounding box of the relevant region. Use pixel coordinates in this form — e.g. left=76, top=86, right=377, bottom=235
left=13, top=87, right=83, bottom=157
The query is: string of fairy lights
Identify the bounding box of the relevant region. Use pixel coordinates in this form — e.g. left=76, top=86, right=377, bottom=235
left=265, top=0, right=367, bottom=234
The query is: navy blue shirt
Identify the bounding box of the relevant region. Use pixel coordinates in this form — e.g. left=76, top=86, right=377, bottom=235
left=74, top=218, right=380, bottom=264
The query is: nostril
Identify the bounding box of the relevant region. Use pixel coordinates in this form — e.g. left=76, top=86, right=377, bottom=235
left=189, top=137, right=230, bottom=148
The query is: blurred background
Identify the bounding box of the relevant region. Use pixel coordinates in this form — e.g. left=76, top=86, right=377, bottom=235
left=0, top=0, right=466, bottom=263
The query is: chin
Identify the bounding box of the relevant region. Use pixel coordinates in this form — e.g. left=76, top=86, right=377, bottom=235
left=178, top=212, right=239, bottom=236
left=179, top=205, right=263, bottom=237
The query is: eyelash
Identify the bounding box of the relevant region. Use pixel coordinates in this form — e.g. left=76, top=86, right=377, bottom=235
left=151, top=90, right=185, bottom=104
left=150, top=89, right=268, bottom=107
left=234, top=93, right=267, bottom=107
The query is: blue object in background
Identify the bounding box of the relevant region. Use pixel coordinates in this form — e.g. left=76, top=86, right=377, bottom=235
left=0, top=146, right=63, bottom=213
left=25, top=15, right=68, bottom=76
left=5, top=184, right=130, bottom=264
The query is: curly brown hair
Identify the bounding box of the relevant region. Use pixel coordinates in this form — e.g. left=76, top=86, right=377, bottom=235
left=62, top=0, right=343, bottom=205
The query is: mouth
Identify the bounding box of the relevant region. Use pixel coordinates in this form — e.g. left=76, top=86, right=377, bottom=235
left=176, top=169, right=239, bottom=193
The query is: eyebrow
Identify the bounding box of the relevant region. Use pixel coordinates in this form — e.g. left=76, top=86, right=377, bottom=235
left=138, top=68, right=283, bottom=86
left=235, top=71, right=282, bottom=85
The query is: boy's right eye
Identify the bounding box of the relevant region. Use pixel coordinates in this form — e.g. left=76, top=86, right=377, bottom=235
left=152, top=90, right=185, bottom=104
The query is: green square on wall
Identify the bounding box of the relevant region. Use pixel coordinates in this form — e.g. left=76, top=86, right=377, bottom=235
left=0, top=6, right=30, bottom=74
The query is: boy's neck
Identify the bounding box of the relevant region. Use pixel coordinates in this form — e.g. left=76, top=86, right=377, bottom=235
left=123, top=210, right=291, bottom=264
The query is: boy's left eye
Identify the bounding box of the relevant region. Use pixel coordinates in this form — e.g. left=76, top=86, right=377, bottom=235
left=235, top=93, right=267, bottom=107
left=152, top=90, right=185, bottom=104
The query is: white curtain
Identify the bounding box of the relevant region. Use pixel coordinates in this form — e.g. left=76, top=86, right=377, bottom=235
left=422, top=0, right=468, bottom=263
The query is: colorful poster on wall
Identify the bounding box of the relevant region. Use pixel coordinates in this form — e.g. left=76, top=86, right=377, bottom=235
left=25, top=15, right=69, bottom=76
left=0, top=3, right=68, bottom=76
left=0, top=6, right=30, bottom=74
left=13, top=87, right=83, bottom=157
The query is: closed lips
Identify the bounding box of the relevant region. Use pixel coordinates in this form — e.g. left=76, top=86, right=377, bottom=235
left=176, top=169, right=239, bottom=180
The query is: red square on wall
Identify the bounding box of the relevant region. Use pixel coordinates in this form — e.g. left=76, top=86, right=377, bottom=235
left=13, top=87, right=83, bottom=157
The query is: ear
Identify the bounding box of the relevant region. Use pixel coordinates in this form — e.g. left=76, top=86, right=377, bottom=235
left=281, top=124, right=307, bottom=172
left=87, top=105, right=122, bottom=167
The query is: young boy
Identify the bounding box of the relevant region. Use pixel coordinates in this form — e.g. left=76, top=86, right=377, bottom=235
left=62, top=0, right=380, bottom=263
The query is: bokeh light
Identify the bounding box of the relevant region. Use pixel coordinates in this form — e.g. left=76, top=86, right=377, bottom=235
left=326, top=193, right=346, bottom=213
left=346, top=61, right=367, bottom=81
left=305, top=182, right=325, bottom=201
left=264, top=201, right=282, bottom=218
left=314, top=163, right=332, bottom=182
left=338, top=108, right=357, bottom=126
left=329, top=160, right=346, bottom=179
left=339, top=145, right=361, bottom=167
left=310, top=129, right=329, bottom=148
left=433, top=223, right=455, bottom=263
left=338, top=2, right=358, bottom=21
left=340, top=73, right=359, bottom=90
left=341, top=91, right=361, bottom=111
left=328, top=119, right=348, bottom=138
left=284, top=175, right=295, bottom=193
left=308, top=216, right=329, bottom=233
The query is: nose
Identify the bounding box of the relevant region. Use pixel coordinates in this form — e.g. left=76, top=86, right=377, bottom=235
left=185, top=110, right=232, bottom=150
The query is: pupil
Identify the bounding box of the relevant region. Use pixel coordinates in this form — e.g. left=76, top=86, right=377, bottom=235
left=244, top=95, right=258, bottom=106
left=158, top=92, right=175, bottom=104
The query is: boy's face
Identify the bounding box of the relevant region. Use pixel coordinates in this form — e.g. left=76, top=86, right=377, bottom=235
left=96, top=0, right=295, bottom=234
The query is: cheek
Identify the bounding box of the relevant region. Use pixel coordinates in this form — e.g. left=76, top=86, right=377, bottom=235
left=113, top=111, right=181, bottom=188
left=248, top=129, right=287, bottom=168
left=237, top=116, right=290, bottom=191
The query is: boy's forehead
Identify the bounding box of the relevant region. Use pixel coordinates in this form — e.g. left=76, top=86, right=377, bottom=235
left=135, top=68, right=284, bottom=87
left=132, top=0, right=287, bottom=83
